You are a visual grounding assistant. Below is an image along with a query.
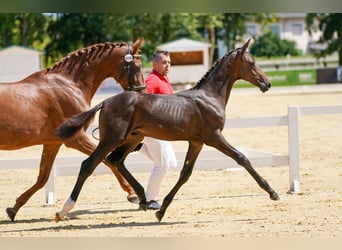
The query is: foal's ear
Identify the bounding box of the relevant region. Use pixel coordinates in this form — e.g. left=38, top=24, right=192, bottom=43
left=241, top=39, right=251, bottom=54
left=132, top=37, right=144, bottom=53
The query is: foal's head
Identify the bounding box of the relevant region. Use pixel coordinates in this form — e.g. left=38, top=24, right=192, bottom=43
left=233, top=39, right=271, bottom=92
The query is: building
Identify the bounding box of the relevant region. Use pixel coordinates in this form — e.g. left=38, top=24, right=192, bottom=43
left=0, top=45, right=43, bottom=82
left=157, top=38, right=211, bottom=86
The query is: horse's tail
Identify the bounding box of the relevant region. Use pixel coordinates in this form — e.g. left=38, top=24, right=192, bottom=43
left=56, top=102, right=104, bottom=140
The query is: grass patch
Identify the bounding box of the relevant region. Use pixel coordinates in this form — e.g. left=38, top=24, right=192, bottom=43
left=233, top=68, right=316, bottom=88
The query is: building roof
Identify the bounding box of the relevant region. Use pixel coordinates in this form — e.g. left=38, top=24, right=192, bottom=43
left=0, top=45, right=44, bottom=55
left=276, top=13, right=307, bottom=18
left=157, top=38, right=211, bottom=52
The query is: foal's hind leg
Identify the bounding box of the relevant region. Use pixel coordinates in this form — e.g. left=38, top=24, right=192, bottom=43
left=156, top=142, right=203, bottom=222
left=6, top=143, right=61, bottom=221
left=63, top=132, right=138, bottom=203
left=207, top=132, right=279, bottom=200
left=107, top=145, right=147, bottom=210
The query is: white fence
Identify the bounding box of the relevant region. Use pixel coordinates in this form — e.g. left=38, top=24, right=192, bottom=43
left=225, top=105, right=342, bottom=194
left=1, top=105, right=341, bottom=205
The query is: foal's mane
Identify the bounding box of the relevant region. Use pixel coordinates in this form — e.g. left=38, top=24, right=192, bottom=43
left=191, top=48, right=236, bottom=90
left=45, top=42, right=126, bottom=73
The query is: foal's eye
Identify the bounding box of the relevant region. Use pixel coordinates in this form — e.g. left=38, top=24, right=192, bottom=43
left=243, top=56, right=255, bottom=67
left=242, top=55, right=252, bottom=64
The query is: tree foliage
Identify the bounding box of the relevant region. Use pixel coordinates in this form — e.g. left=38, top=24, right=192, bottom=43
left=250, top=32, right=301, bottom=58
left=0, top=13, right=46, bottom=48
left=0, top=13, right=276, bottom=67
left=306, top=13, right=342, bottom=65
left=45, top=13, right=115, bottom=65
left=0, top=14, right=16, bottom=47
left=129, top=13, right=207, bottom=60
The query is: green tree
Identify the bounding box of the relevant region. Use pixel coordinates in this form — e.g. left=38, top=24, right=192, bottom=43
left=217, top=13, right=275, bottom=59
left=220, top=13, right=275, bottom=51
left=130, top=13, right=202, bottom=60
left=43, top=13, right=278, bottom=66
left=15, top=13, right=46, bottom=47
left=250, top=32, right=301, bottom=58
left=306, top=13, right=342, bottom=65
left=222, top=13, right=249, bottom=52
left=196, top=13, right=223, bottom=65
left=0, top=13, right=46, bottom=48
left=0, top=14, right=16, bottom=47
left=45, top=13, right=113, bottom=65
left=44, top=13, right=200, bottom=64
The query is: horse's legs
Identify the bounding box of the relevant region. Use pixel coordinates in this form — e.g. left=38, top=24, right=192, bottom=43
left=106, top=145, right=147, bottom=209
left=55, top=140, right=114, bottom=222
left=206, top=132, right=279, bottom=200
left=63, top=132, right=138, bottom=203
left=6, top=143, right=61, bottom=221
left=156, top=142, right=203, bottom=222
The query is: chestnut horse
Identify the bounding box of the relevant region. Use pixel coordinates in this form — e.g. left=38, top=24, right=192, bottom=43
left=2, top=37, right=146, bottom=221
left=55, top=39, right=279, bottom=223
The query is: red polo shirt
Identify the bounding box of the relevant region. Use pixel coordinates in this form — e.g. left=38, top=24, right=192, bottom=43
left=145, top=70, right=173, bottom=94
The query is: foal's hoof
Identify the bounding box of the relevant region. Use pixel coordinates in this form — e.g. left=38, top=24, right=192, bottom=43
left=139, top=203, right=147, bottom=211
left=270, top=191, right=280, bottom=201
left=55, top=212, right=62, bottom=223
left=6, top=207, right=16, bottom=222
left=127, top=194, right=140, bottom=204
left=155, top=210, right=164, bottom=222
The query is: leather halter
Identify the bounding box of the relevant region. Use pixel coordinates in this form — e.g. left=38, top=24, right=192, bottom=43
left=120, top=44, right=146, bottom=92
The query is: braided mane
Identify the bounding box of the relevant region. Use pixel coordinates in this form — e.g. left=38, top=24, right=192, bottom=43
left=45, top=41, right=126, bottom=73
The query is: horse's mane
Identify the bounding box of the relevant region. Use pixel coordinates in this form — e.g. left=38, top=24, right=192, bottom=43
left=190, top=49, right=236, bottom=90
left=45, top=41, right=126, bottom=73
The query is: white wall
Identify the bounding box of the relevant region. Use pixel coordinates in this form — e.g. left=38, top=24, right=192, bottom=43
left=0, top=47, right=42, bottom=82
left=168, top=64, right=208, bottom=84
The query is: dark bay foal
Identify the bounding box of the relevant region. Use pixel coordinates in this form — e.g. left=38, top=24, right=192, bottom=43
left=55, top=39, right=279, bottom=223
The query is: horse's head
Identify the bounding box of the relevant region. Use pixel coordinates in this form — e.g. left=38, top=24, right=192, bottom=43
left=234, top=39, right=271, bottom=93
left=116, top=37, right=146, bottom=92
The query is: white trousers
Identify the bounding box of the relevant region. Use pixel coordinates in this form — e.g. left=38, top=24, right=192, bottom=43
left=139, top=137, right=177, bottom=201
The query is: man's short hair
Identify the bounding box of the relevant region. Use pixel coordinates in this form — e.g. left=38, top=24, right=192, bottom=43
left=152, top=50, right=169, bottom=61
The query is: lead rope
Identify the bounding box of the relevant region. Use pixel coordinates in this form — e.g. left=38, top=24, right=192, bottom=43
left=90, top=102, right=104, bottom=140
left=92, top=127, right=100, bottom=140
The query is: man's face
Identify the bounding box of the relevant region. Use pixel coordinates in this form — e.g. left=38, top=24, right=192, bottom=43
left=153, top=53, right=171, bottom=76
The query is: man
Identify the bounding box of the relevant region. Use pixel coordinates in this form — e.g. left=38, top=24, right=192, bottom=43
left=139, top=50, right=178, bottom=210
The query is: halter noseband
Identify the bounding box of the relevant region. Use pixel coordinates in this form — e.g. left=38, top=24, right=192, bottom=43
left=120, top=44, right=146, bottom=92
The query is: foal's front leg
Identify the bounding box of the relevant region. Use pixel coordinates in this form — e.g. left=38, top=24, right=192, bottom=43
left=55, top=143, right=112, bottom=222
left=207, top=132, right=280, bottom=200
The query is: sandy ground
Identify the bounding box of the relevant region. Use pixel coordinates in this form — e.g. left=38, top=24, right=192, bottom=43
left=0, top=84, right=341, bottom=237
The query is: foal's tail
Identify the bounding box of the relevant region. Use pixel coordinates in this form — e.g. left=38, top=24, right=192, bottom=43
left=56, top=102, right=104, bottom=140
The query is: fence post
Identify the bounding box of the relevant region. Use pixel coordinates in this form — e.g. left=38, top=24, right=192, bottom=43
left=45, top=166, right=56, bottom=205
left=287, top=106, right=300, bottom=194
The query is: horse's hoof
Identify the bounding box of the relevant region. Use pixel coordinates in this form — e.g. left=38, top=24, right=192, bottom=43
left=55, top=212, right=62, bottom=223
left=6, top=207, right=16, bottom=222
left=139, top=203, right=147, bottom=211
left=270, top=191, right=280, bottom=201
left=155, top=210, right=164, bottom=222
left=127, top=194, right=140, bottom=204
